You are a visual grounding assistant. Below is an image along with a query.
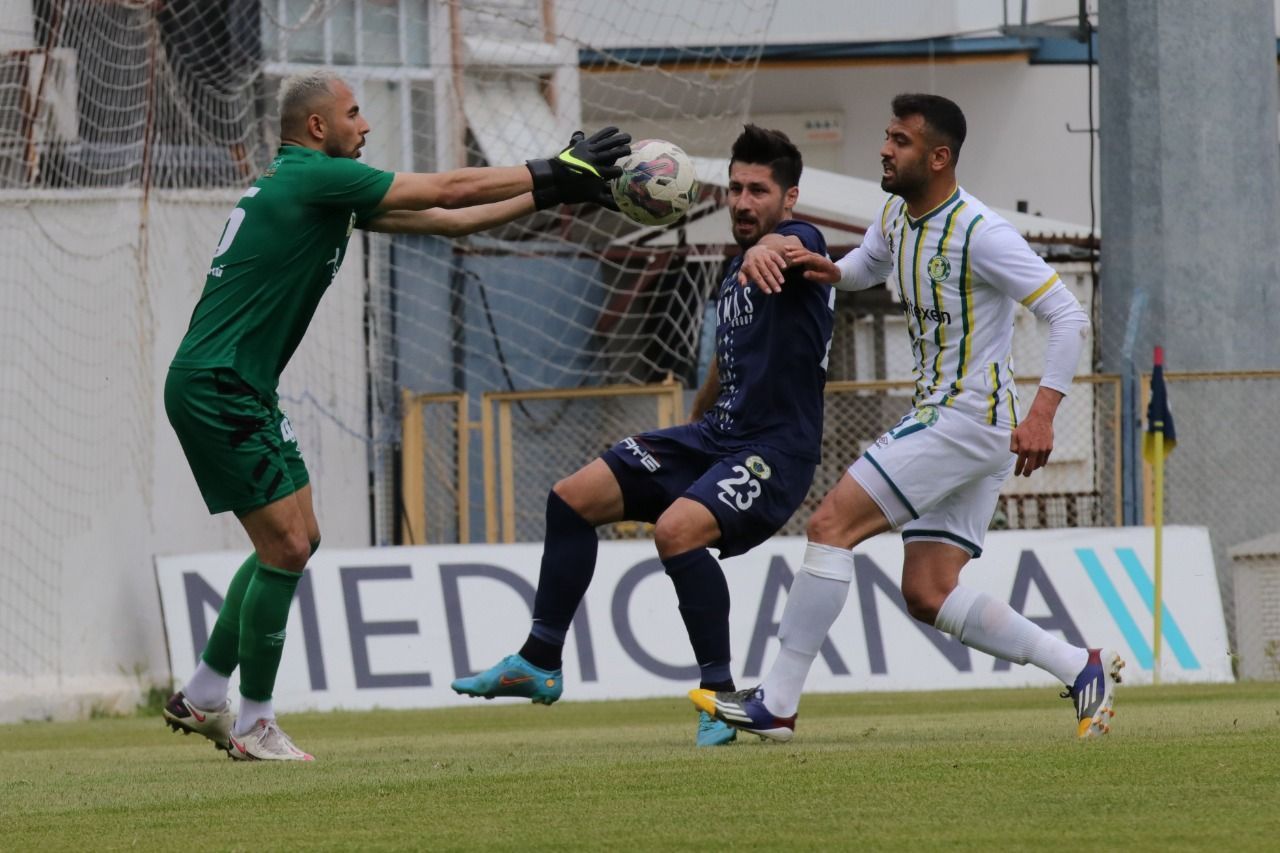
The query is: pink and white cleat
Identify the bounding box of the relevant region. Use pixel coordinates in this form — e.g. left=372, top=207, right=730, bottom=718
left=228, top=718, right=314, bottom=761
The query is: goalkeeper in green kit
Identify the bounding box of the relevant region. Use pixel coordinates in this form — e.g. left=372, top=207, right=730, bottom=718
left=162, top=70, right=629, bottom=761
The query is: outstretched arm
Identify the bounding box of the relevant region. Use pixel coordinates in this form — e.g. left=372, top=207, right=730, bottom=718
left=376, top=166, right=533, bottom=213
left=374, top=127, right=631, bottom=214
left=362, top=194, right=538, bottom=237
left=776, top=234, right=893, bottom=292
left=737, top=233, right=806, bottom=292
left=781, top=246, right=842, bottom=285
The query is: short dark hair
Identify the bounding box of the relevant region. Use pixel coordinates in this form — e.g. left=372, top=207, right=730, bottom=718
left=730, top=124, right=802, bottom=190
left=891, top=93, right=967, bottom=164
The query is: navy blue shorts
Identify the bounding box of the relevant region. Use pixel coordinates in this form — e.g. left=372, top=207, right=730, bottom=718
left=601, top=422, right=815, bottom=558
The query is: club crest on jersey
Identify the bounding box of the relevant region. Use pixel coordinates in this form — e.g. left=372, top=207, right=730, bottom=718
left=913, top=405, right=939, bottom=426
left=927, top=255, right=951, bottom=281
left=744, top=455, right=771, bottom=480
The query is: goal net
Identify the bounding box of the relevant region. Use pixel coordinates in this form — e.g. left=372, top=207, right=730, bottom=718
left=0, top=0, right=777, bottom=716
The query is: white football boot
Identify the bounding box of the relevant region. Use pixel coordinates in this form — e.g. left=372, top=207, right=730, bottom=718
left=162, top=691, right=234, bottom=752
left=227, top=718, right=315, bottom=761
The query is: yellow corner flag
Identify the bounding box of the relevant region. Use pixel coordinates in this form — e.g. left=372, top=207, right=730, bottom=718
left=1143, top=346, right=1175, bottom=682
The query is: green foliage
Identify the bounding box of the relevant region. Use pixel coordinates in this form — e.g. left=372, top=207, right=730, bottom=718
left=135, top=684, right=170, bottom=717
left=2, top=683, right=1278, bottom=850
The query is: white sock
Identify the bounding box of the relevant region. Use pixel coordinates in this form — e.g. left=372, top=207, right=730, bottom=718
left=234, top=697, right=275, bottom=736
left=934, top=586, right=1088, bottom=685
left=760, top=543, right=854, bottom=718
left=183, top=661, right=230, bottom=710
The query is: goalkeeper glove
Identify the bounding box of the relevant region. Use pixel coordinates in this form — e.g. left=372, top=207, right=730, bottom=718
left=541, top=133, right=622, bottom=210
left=528, top=127, right=631, bottom=210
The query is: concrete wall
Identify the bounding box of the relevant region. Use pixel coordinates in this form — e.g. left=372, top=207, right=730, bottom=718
left=1099, top=0, right=1280, bottom=371
left=563, top=0, right=1085, bottom=47
left=749, top=60, right=1099, bottom=226
left=0, top=192, right=369, bottom=721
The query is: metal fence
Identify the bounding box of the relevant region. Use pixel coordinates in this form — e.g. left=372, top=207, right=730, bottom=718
left=400, top=370, right=1279, bottom=660
left=400, top=371, right=1276, bottom=654
left=774, top=375, right=1123, bottom=537
left=401, top=373, right=1123, bottom=541
left=399, top=391, right=469, bottom=546
left=401, top=382, right=684, bottom=547
left=1138, top=370, right=1280, bottom=657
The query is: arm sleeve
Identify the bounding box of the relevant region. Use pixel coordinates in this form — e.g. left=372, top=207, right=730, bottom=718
left=1033, top=285, right=1090, bottom=395
left=970, top=220, right=1089, bottom=395
left=774, top=219, right=827, bottom=255
left=833, top=202, right=895, bottom=291
left=308, top=157, right=395, bottom=219
left=773, top=220, right=833, bottom=290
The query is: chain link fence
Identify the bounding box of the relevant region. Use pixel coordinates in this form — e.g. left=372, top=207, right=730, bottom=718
left=400, top=392, right=468, bottom=546
left=775, top=375, right=1122, bottom=536
left=403, top=374, right=1121, bottom=542
left=400, top=371, right=1276, bottom=661
left=1141, top=371, right=1280, bottom=660
left=403, top=384, right=684, bottom=546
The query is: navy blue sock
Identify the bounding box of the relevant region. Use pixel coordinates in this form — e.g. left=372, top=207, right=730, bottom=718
left=663, top=548, right=735, bottom=691
left=521, top=490, right=598, bottom=671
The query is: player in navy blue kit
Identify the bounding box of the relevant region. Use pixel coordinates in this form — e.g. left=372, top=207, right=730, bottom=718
left=452, top=125, right=835, bottom=747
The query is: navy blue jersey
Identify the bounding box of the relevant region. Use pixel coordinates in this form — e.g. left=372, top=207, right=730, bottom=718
left=705, top=220, right=834, bottom=462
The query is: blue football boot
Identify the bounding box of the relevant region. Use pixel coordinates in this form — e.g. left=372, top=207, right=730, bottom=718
left=451, top=654, right=563, bottom=705
left=696, top=710, right=737, bottom=747
left=689, top=686, right=796, bottom=743
left=1063, top=648, right=1125, bottom=738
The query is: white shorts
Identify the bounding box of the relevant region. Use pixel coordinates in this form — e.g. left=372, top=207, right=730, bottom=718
left=850, top=404, right=1014, bottom=557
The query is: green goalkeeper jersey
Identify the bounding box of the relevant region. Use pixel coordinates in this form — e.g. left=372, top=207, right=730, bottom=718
left=170, top=145, right=394, bottom=398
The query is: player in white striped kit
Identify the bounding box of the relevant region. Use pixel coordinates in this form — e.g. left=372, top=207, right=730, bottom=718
left=691, top=94, right=1124, bottom=741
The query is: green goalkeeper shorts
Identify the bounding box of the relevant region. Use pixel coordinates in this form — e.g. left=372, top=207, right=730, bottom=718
left=164, top=366, right=309, bottom=516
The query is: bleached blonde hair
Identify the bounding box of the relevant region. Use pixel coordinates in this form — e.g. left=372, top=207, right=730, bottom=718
left=277, top=70, right=344, bottom=137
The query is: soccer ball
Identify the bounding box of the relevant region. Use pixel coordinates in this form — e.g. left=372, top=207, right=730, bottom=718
left=610, top=139, right=699, bottom=227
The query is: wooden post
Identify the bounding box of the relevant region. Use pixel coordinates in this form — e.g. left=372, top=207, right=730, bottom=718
left=499, top=401, right=516, bottom=543
left=456, top=394, right=470, bottom=543
left=400, top=388, right=426, bottom=544
left=481, top=393, right=497, bottom=543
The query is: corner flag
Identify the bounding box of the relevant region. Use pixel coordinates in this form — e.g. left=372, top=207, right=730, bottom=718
left=1143, top=347, right=1176, bottom=460
left=1143, top=346, right=1175, bottom=682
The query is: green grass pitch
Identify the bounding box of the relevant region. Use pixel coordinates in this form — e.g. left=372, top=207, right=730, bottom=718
left=3, top=683, right=1278, bottom=851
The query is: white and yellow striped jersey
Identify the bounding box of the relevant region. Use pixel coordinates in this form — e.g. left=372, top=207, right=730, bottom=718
left=835, top=186, right=1087, bottom=429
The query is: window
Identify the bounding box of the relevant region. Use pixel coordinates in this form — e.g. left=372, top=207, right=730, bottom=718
left=265, top=0, right=429, bottom=66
